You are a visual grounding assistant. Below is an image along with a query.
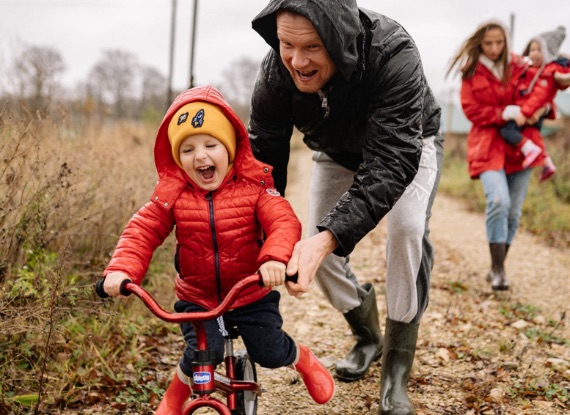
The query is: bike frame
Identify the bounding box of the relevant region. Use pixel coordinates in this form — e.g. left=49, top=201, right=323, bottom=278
left=100, top=274, right=264, bottom=415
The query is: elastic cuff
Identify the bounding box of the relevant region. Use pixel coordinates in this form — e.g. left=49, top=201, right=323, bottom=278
left=502, top=105, right=521, bottom=120
left=292, top=342, right=300, bottom=366
left=176, top=364, right=191, bottom=385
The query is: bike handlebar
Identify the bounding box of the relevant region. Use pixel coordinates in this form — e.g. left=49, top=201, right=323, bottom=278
left=95, top=277, right=132, bottom=298
left=95, top=273, right=298, bottom=324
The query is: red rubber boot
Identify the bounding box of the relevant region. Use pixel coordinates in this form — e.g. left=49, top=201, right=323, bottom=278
left=155, top=371, right=192, bottom=415
left=294, top=343, right=335, bottom=404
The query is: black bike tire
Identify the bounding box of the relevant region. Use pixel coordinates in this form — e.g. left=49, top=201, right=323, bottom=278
left=232, top=350, right=258, bottom=415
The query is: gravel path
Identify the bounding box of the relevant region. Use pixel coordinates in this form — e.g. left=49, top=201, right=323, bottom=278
left=250, top=147, right=570, bottom=415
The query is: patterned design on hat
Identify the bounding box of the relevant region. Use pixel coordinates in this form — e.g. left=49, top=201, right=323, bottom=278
left=191, top=109, right=204, bottom=128
left=178, top=112, right=189, bottom=125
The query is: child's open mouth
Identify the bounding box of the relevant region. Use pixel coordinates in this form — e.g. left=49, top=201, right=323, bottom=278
left=198, top=166, right=215, bottom=180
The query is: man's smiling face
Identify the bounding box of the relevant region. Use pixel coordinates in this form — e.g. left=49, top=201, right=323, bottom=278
left=276, top=10, right=337, bottom=93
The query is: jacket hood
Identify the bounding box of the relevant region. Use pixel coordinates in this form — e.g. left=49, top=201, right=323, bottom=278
left=479, top=18, right=514, bottom=56
left=251, top=0, right=362, bottom=81
left=152, top=85, right=274, bottom=207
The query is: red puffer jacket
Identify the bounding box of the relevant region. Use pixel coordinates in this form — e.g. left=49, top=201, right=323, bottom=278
left=516, top=61, right=570, bottom=119
left=104, top=86, right=302, bottom=310
left=460, top=55, right=546, bottom=178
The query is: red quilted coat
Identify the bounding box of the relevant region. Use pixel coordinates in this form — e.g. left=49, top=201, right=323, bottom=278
left=460, top=54, right=546, bottom=179
left=515, top=61, right=570, bottom=119
left=104, top=86, right=302, bottom=310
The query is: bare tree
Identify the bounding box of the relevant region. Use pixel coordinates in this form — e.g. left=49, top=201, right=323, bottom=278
left=139, top=65, right=168, bottom=119
left=218, top=56, right=261, bottom=121
left=11, top=45, right=65, bottom=114
left=88, top=49, right=138, bottom=118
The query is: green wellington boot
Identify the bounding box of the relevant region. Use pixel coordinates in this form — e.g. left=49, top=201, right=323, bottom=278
left=379, top=319, right=419, bottom=415
left=335, top=283, right=383, bottom=381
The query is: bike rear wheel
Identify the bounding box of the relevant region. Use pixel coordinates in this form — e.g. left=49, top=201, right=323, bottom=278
left=232, top=350, right=257, bottom=415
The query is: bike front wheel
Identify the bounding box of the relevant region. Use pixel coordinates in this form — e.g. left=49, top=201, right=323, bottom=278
left=233, top=350, right=257, bottom=415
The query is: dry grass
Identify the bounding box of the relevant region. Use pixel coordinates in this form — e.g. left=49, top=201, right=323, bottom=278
left=0, top=111, right=158, bottom=272
left=0, top=109, right=162, bottom=412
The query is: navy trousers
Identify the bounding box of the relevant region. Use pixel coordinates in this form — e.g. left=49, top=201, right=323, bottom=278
left=175, top=290, right=297, bottom=377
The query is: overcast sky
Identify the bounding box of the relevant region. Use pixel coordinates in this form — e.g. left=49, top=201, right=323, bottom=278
left=1, top=0, right=569, bottom=101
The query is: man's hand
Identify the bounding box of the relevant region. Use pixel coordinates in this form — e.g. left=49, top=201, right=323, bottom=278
left=285, top=230, right=339, bottom=298
left=259, top=260, right=286, bottom=287
left=103, top=272, right=131, bottom=298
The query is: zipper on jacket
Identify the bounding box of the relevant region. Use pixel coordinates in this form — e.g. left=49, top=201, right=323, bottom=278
left=318, top=89, right=330, bottom=119
left=206, top=192, right=223, bottom=303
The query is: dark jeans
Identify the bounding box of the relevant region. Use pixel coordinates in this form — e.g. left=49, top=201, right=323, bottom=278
left=175, top=290, right=297, bottom=377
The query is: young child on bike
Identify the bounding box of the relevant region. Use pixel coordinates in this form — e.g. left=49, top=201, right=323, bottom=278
left=102, top=85, right=335, bottom=413
left=500, top=25, right=569, bottom=181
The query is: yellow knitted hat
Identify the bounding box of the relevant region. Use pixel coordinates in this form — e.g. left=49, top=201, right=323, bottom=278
left=168, top=101, right=236, bottom=168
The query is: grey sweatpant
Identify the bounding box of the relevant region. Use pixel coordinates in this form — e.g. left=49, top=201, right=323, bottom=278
left=309, top=136, right=442, bottom=323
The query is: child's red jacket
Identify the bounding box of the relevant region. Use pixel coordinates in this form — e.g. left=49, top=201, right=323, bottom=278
left=104, top=86, right=302, bottom=310
left=515, top=61, right=570, bottom=119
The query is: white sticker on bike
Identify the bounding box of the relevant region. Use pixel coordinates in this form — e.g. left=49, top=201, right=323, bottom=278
left=193, top=372, right=211, bottom=384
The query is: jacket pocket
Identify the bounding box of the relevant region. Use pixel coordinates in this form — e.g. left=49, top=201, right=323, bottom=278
left=467, top=128, right=494, bottom=163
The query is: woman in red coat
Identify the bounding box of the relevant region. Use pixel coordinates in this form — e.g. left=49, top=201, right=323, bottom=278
left=102, top=85, right=334, bottom=413
left=448, top=20, right=548, bottom=291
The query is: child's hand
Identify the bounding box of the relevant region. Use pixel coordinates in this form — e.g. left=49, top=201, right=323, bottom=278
left=528, top=105, right=550, bottom=125
left=103, top=272, right=131, bottom=298
left=259, top=260, right=286, bottom=287
left=554, top=71, right=570, bottom=86
left=514, top=112, right=527, bottom=127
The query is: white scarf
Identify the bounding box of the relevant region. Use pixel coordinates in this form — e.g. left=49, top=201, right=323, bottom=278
left=479, top=54, right=505, bottom=81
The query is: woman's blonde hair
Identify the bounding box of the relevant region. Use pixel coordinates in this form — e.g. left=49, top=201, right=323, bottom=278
left=447, top=21, right=511, bottom=82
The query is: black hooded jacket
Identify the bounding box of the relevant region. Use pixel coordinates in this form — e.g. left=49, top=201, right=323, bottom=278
left=248, top=0, right=441, bottom=256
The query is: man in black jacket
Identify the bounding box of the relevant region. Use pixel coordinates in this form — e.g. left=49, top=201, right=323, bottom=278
left=248, top=1, right=443, bottom=414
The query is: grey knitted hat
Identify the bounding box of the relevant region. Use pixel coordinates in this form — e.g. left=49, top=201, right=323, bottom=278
left=531, top=26, right=566, bottom=64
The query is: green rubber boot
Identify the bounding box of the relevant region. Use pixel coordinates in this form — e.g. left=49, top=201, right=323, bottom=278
left=379, top=319, right=419, bottom=415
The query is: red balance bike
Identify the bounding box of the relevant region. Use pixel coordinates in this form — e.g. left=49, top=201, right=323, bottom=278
left=95, top=273, right=296, bottom=415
